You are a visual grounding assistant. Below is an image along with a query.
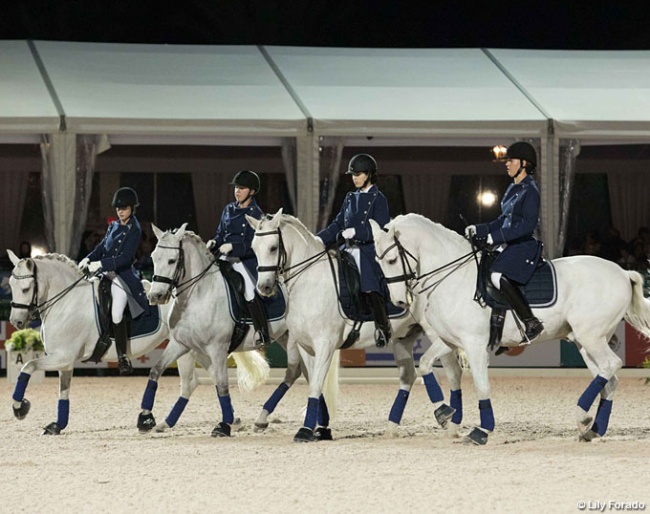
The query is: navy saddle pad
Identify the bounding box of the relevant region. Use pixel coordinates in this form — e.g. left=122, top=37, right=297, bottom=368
left=92, top=288, right=162, bottom=339
left=223, top=276, right=287, bottom=323
left=482, top=259, right=558, bottom=309
left=335, top=252, right=406, bottom=322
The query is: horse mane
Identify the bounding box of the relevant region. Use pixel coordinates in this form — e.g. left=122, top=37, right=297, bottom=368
left=33, top=253, right=84, bottom=275
left=388, top=213, right=467, bottom=246
left=175, top=229, right=214, bottom=260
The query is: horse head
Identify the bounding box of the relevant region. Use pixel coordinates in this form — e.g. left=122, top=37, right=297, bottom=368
left=149, top=222, right=188, bottom=304
left=7, top=249, right=38, bottom=329
left=248, top=208, right=284, bottom=297
left=370, top=219, right=417, bottom=308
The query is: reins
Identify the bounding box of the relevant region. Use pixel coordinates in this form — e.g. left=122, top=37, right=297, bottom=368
left=152, top=240, right=218, bottom=298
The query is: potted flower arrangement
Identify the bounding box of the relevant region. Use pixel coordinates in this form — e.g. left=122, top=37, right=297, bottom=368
left=5, top=328, right=45, bottom=384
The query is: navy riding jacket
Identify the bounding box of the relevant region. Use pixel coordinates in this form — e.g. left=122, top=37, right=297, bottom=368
left=317, top=185, right=390, bottom=292
left=475, top=175, right=542, bottom=285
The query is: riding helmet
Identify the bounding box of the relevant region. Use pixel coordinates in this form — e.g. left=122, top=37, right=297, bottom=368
left=346, top=154, right=378, bottom=176
left=506, top=142, right=537, bottom=172
left=111, top=187, right=139, bottom=208
left=230, top=170, right=261, bottom=192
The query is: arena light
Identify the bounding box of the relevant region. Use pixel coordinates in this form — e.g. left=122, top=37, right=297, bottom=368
left=491, top=145, right=507, bottom=161
left=30, top=245, right=46, bottom=257
left=478, top=190, right=497, bottom=207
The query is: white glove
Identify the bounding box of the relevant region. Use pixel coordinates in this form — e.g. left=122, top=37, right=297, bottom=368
left=314, top=236, right=324, bottom=246
left=341, top=228, right=356, bottom=240
left=78, top=257, right=90, bottom=270
left=464, top=225, right=477, bottom=238
left=219, top=243, right=233, bottom=255
left=88, top=261, right=102, bottom=274
left=206, top=239, right=216, bottom=251
left=487, top=234, right=494, bottom=245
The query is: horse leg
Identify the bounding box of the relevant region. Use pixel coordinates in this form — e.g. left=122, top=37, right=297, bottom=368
left=138, top=338, right=189, bottom=432
left=12, top=352, right=75, bottom=422
left=152, top=351, right=201, bottom=433
left=210, top=346, right=235, bottom=438
left=576, top=344, right=620, bottom=441
left=294, top=342, right=335, bottom=443
left=385, top=337, right=417, bottom=437
left=43, top=368, right=73, bottom=435
left=461, top=343, right=493, bottom=446
left=418, top=338, right=460, bottom=434
left=254, top=335, right=301, bottom=432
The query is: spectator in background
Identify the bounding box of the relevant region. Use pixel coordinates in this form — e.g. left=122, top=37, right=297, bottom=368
left=600, top=226, right=628, bottom=263
left=18, top=241, right=32, bottom=259
left=583, top=230, right=601, bottom=256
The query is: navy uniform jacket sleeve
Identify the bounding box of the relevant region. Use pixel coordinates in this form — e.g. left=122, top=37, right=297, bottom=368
left=87, top=220, right=142, bottom=272
left=213, top=205, right=230, bottom=248
left=317, top=194, right=349, bottom=246
left=355, top=190, right=389, bottom=243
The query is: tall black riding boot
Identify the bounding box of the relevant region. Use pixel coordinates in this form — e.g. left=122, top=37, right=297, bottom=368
left=498, top=276, right=543, bottom=344
left=247, top=297, right=271, bottom=349
left=368, top=291, right=392, bottom=348
left=488, top=307, right=506, bottom=352
left=113, top=319, right=132, bottom=375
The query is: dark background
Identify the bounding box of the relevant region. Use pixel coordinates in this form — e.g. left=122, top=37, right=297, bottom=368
left=1, top=2, right=649, bottom=50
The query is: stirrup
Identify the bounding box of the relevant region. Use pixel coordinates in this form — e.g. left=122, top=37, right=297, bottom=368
left=519, top=318, right=543, bottom=346
left=374, top=328, right=390, bottom=348
left=254, top=330, right=272, bottom=349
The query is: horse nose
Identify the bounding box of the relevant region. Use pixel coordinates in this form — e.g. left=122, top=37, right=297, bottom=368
left=258, top=284, right=273, bottom=297
left=12, top=319, right=24, bottom=329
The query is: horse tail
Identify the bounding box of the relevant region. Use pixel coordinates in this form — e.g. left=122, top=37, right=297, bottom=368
left=322, top=349, right=341, bottom=421
left=624, top=271, right=650, bottom=340
left=231, top=351, right=271, bottom=392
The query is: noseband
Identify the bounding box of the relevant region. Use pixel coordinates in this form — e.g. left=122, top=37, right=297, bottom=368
left=255, top=229, right=287, bottom=282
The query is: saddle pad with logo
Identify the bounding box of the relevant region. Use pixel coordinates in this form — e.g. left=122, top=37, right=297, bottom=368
left=335, top=252, right=406, bottom=321
left=482, top=259, right=558, bottom=310
left=223, top=276, right=287, bottom=323
left=92, top=285, right=162, bottom=339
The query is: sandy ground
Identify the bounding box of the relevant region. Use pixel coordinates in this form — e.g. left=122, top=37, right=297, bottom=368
left=1, top=373, right=649, bottom=514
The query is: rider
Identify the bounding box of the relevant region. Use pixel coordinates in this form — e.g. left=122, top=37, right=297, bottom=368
left=205, top=170, right=270, bottom=348
left=465, top=141, right=544, bottom=346
left=316, top=153, right=392, bottom=347
left=78, top=187, right=149, bottom=375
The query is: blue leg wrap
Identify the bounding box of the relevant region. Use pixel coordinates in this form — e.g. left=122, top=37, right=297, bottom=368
left=218, top=394, right=234, bottom=425
left=262, top=382, right=290, bottom=414
left=577, top=375, right=608, bottom=412
left=165, top=397, right=189, bottom=428
left=140, top=379, right=158, bottom=411
left=388, top=389, right=410, bottom=425
left=304, top=397, right=319, bottom=430
left=318, top=394, right=330, bottom=427
left=479, top=399, right=495, bottom=432
left=450, top=389, right=463, bottom=425
left=57, top=399, right=70, bottom=429
left=422, top=373, right=444, bottom=403
left=12, top=372, right=31, bottom=402
left=591, top=398, right=613, bottom=437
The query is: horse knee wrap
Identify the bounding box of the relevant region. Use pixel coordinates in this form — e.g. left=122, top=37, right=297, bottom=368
left=423, top=373, right=444, bottom=403
left=140, top=379, right=158, bottom=411
left=57, top=399, right=70, bottom=429
left=591, top=398, right=613, bottom=437
left=577, top=375, right=608, bottom=412
left=479, top=399, right=495, bottom=432
left=450, top=389, right=463, bottom=425
left=12, top=372, right=31, bottom=402
left=217, top=393, right=234, bottom=425
left=263, top=382, right=290, bottom=414
left=304, top=397, right=319, bottom=430
left=318, top=394, right=330, bottom=427
left=165, top=397, right=189, bottom=428
left=389, top=389, right=410, bottom=425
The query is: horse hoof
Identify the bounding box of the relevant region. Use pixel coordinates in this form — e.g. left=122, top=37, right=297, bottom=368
left=137, top=412, right=156, bottom=433
left=464, top=427, right=489, bottom=445
left=385, top=421, right=399, bottom=438
left=579, top=429, right=598, bottom=442
left=42, top=422, right=62, bottom=435
left=434, top=404, right=456, bottom=429
left=293, top=427, right=317, bottom=443
left=315, top=427, right=333, bottom=441
left=253, top=422, right=269, bottom=433
left=13, top=399, right=31, bottom=420
left=153, top=421, right=170, bottom=433
left=211, top=422, right=231, bottom=438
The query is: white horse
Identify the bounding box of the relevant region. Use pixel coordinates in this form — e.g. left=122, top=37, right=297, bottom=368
left=145, top=223, right=338, bottom=437
left=6, top=249, right=240, bottom=435
left=247, top=209, right=463, bottom=442
left=370, top=214, right=650, bottom=444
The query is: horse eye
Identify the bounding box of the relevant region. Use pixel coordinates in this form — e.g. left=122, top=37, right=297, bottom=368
left=168, top=259, right=176, bottom=265
left=270, top=246, right=278, bottom=253
left=22, top=288, right=30, bottom=294
left=388, top=258, right=397, bottom=265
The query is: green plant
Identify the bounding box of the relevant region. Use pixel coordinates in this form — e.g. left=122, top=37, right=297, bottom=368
left=642, top=357, right=650, bottom=385
left=5, top=328, right=44, bottom=352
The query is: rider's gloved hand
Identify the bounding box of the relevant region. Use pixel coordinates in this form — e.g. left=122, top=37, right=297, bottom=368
left=78, top=257, right=90, bottom=270
left=88, top=261, right=102, bottom=274
left=205, top=239, right=217, bottom=251
left=341, top=228, right=355, bottom=240
left=464, top=225, right=477, bottom=238
left=219, top=243, right=233, bottom=255
left=314, top=236, right=324, bottom=247
left=487, top=234, right=494, bottom=245
left=471, top=235, right=489, bottom=250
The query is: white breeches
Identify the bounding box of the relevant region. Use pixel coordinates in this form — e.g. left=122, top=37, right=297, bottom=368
left=221, top=257, right=256, bottom=301
left=491, top=272, right=503, bottom=290
left=111, top=278, right=128, bottom=324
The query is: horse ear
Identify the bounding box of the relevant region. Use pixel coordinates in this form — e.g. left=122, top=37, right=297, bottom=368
left=386, top=223, right=397, bottom=240
left=7, top=249, right=19, bottom=266
left=151, top=224, right=164, bottom=240
left=246, top=214, right=261, bottom=231
left=369, top=219, right=383, bottom=241
left=176, top=222, right=188, bottom=237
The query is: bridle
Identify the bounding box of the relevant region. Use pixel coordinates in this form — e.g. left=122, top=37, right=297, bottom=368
left=254, top=227, right=327, bottom=285
left=151, top=240, right=217, bottom=298
left=11, top=259, right=87, bottom=320
left=376, top=236, right=419, bottom=306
